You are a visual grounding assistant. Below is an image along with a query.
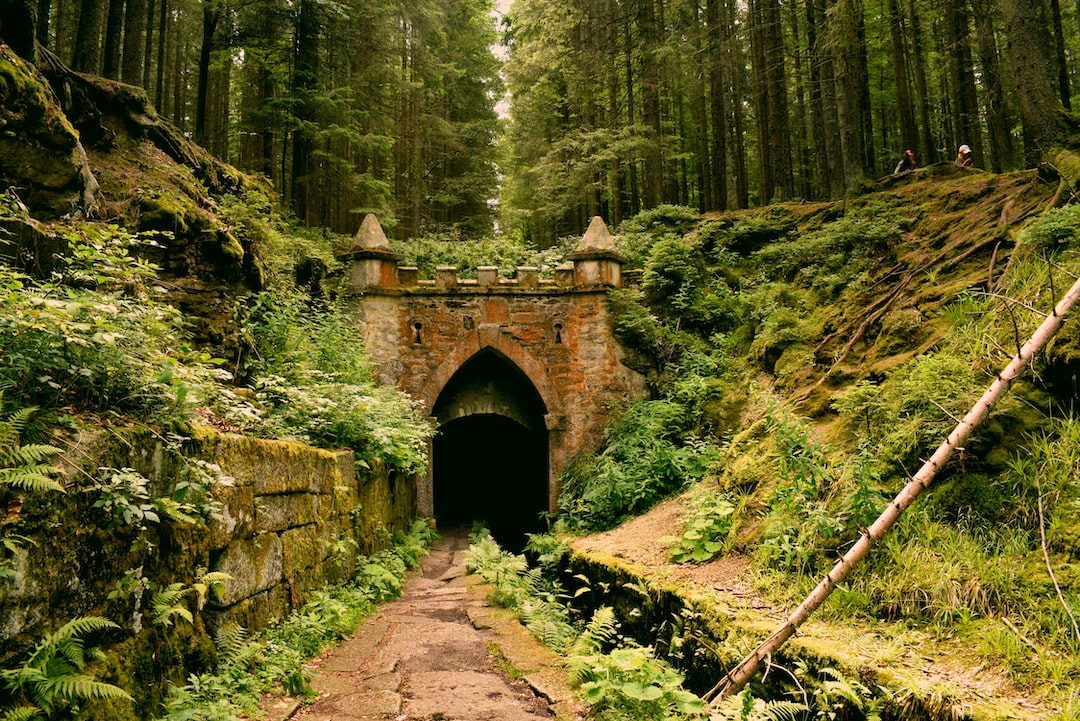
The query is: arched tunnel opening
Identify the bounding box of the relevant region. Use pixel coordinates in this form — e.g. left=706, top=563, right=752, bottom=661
left=432, top=350, right=549, bottom=552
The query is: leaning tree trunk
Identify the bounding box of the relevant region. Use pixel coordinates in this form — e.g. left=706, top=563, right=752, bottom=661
left=711, top=270, right=1080, bottom=701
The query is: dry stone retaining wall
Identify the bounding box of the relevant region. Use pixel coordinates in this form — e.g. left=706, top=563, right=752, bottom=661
left=0, top=425, right=417, bottom=668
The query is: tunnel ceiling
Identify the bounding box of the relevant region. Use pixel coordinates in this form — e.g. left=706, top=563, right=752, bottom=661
left=431, top=348, right=548, bottom=430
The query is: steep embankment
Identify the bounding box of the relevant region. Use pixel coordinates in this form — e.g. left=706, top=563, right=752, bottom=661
left=570, top=166, right=1078, bottom=720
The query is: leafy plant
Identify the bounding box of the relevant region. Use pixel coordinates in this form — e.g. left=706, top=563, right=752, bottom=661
left=0, top=400, right=63, bottom=494
left=0, top=617, right=132, bottom=719
left=150, top=571, right=231, bottom=628
left=570, top=645, right=705, bottom=720
left=661, top=491, right=736, bottom=564
left=557, top=399, right=722, bottom=532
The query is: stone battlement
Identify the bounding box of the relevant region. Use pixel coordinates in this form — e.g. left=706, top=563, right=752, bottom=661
left=343, top=215, right=625, bottom=292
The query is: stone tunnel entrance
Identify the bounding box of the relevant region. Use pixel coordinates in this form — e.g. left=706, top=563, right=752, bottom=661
left=431, top=349, right=549, bottom=552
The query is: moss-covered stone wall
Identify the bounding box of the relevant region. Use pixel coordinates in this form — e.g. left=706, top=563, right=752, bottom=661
left=0, top=425, right=418, bottom=715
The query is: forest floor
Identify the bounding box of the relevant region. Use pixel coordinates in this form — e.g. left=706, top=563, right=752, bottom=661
left=571, top=492, right=1055, bottom=720
left=266, top=530, right=585, bottom=721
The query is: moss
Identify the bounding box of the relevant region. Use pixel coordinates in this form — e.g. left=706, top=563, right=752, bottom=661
left=139, top=193, right=193, bottom=233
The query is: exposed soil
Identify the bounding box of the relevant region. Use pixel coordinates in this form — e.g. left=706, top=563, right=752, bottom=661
left=282, top=531, right=585, bottom=721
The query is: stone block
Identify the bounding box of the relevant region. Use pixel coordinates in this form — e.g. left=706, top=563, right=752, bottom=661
left=213, top=533, right=283, bottom=605
left=477, top=266, right=499, bottom=286
left=282, top=524, right=324, bottom=576
left=206, top=482, right=255, bottom=549
left=256, top=493, right=321, bottom=532
left=436, top=266, right=458, bottom=288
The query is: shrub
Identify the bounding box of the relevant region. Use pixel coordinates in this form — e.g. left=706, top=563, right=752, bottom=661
left=557, top=399, right=721, bottom=532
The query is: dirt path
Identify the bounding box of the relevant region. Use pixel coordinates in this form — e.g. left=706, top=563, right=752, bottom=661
left=283, top=530, right=584, bottom=721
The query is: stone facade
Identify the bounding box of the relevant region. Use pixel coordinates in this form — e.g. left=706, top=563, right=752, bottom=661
left=344, top=216, right=647, bottom=516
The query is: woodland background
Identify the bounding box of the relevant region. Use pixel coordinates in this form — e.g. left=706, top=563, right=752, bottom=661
left=1, top=0, right=1077, bottom=244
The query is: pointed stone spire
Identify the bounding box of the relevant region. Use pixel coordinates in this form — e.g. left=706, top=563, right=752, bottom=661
left=568, top=216, right=625, bottom=288
left=344, top=214, right=403, bottom=290
left=351, top=213, right=393, bottom=251
left=575, top=216, right=616, bottom=253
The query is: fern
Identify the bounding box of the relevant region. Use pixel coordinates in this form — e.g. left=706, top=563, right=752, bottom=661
left=152, top=497, right=200, bottom=526
left=0, top=617, right=132, bottom=716
left=709, top=689, right=807, bottom=721
left=213, top=623, right=253, bottom=664
left=0, top=706, right=43, bottom=721
left=0, top=400, right=63, bottom=493
left=192, top=570, right=231, bottom=610
left=570, top=606, right=619, bottom=657
left=151, top=583, right=195, bottom=627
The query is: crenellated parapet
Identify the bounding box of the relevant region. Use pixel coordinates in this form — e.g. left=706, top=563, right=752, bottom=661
left=343, top=214, right=624, bottom=293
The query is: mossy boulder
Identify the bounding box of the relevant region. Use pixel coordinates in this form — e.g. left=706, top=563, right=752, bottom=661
left=0, top=43, right=97, bottom=217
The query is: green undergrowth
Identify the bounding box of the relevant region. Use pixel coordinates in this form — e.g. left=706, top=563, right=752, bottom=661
left=467, top=528, right=896, bottom=721
left=556, top=176, right=1080, bottom=716
left=0, top=189, right=433, bottom=476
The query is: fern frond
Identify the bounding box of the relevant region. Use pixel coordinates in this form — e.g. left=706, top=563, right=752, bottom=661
left=193, top=571, right=232, bottom=608
left=710, top=690, right=808, bottom=721
left=26, top=617, right=117, bottom=669
left=213, top=623, right=249, bottom=662
left=0, top=704, right=44, bottom=721
left=0, top=466, right=64, bottom=492
left=3, top=406, right=38, bottom=435
left=4, top=444, right=61, bottom=465
left=152, top=497, right=199, bottom=525
left=151, top=584, right=194, bottom=627
left=48, top=675, right=133, bottom=704
left=570, top=606, right=619, bottom=657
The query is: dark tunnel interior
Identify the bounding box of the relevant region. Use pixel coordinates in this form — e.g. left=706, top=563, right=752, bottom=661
left=431, top=350, right=549, bottom=552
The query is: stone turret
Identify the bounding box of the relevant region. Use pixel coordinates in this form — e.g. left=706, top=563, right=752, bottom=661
left=344, top=214, right=402, bottom=289
left=568, top=216, right=625, bottom=287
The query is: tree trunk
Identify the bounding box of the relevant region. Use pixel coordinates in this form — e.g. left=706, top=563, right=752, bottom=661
left=102, top=0, right=124, bottom=79
left=638, top=0, right=663, bottom=209
left=887, top=0, right=916, bottom=152
left=749, top=0, right=773, bottom=202
left=831, top=0, right=865, bottom=195
left=707, top=0, right=728, bottom=210
left=154, top=0, right=166, bottom=109
left=290, top=0, right=318, bottom=223
left=806, top=0, right=835, bottom=198
left=0, top=0, right=38, bottom=61
left=973, top=0, right=1013, bottom=171
left=1000, top=0, right=1065, bottom=165
left=947, top=1, right=983, bottom=167
left=1047, top=0, right=1070, bottom=109
left=36, top=0, right=50, bottom=48
left=121, top=0, right=147, bottom=86
left=71, top=0, right=104, bottom=72
left=906, top=0, right=935, bottom=163
left=712, top=271, right=1080, bottom=701
left=141, top=0, right=154, bottom=88
left=195, top=3, right=222, bottom=145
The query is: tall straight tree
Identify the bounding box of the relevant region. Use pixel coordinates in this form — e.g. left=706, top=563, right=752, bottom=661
left=1000, top=0, right=1066, bottom=164
left=122, top=0, right=148, bottom=85
left=71, top=0, right=104, bottom=72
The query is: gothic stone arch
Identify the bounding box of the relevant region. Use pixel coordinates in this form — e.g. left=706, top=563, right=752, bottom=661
left=345, top=216, right=646, bottom=524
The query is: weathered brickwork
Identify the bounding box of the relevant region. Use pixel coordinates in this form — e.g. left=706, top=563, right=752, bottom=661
left=345, top=215, right=647, bottom=515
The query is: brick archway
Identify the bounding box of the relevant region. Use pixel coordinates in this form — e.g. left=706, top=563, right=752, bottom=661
left=346, top=216, right=647, bottom=525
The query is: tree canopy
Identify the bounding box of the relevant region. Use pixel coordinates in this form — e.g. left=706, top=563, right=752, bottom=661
left=2, top=0, right=1078, bottom=241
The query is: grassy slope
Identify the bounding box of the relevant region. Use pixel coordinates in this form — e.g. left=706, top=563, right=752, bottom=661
left=573, top=163, right=1079, bottom=719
